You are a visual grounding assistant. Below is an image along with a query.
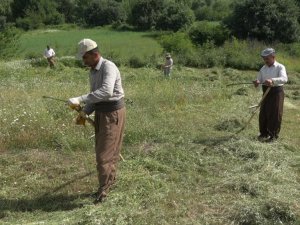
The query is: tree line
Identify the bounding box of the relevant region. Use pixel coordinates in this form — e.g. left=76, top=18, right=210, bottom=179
left=1, top=0, right=300, bottom=44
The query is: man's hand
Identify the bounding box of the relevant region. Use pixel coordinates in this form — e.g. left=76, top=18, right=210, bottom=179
left=68, top=96, right=83, bottom=109
left=264, top=79, right=273, bottom=86
left=253, top=80, right=260, bottom=88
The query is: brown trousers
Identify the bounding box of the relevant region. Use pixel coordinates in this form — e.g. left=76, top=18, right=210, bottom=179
left=47, top=57, right=55, bottom=68
left=259, top=86, right=284, bottom=138
left=94, top=107, right=125, bottom=194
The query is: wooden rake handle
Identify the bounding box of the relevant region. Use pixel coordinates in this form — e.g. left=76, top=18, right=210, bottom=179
left=236, top=86, right=271, bottom=134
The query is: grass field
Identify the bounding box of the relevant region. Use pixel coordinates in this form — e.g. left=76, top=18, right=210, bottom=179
left=17, top=27, right=163, bottom=61
left=1, top=28, right=300, bottom=224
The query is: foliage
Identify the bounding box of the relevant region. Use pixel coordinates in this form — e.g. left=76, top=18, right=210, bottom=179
left=130, top=0, right=164, bottom=30
left=155, top=3, right=195, bottom=31
left=0, top=0, right=13, bottom=19
left=13, top=0, right=64, bottom=30
left=83, top=0, right=126, bottom=26
left=224, top=0, right=300, bottom=43
left=0, top=26, right=21, bottom=59
left=223, top=38, right=263, bottom=70
left=128, top=55, right=147, bottom=68
left=160, top=32, right=195, bottom=55
left=193, top=0, right=231, bottom=21
left=188, top=21, right=229, bottom=46
left=56, top=0, right=76, bottom=23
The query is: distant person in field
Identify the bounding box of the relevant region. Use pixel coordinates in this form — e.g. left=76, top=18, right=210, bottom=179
left=162, top=53, right=173, bottom=77
left=253, top=48, right=288, bottom=142
left=44, top=45, right=55, bottom=68
left=68, top=39, right=126, bottom=204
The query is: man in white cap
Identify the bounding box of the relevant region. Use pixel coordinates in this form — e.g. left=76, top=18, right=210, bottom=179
left=68, top=39, right=126, bottom=203
left=253, top=48, right=288, bottom=142
left=162, top=53, right=173, bottom=77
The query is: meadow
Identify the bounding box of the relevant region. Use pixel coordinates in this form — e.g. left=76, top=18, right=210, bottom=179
left=17, top=27, right=163, bottom=63
left=0, top=28, right=300, bottom=224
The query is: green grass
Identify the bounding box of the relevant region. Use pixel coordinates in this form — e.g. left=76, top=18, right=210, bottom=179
left=17, top=27, right=163, bottom=62
left=0, top=58, right=299, bottom=224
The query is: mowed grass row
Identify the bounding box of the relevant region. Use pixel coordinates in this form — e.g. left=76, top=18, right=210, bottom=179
left=0, top=60, right=299, bottom=224
left=17, top=27, right=163, bottom=61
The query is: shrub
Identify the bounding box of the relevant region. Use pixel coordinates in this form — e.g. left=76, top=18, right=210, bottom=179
left=197, top=41, right=226, bottom=68
left=155, top=4, right=195, bottom=31
left=188, top=21, right=229, bottom=46
left=160, top=32, right=195, bottom=55
left=0, top=26, right=21, bottom=59
left=224, top=0, right=300, bottom=43
left=12, top=0, right=65, bottom=30
left=130, top=0, right=164, bottom=30
left=223, top=38, right=262, bottom=70
left=0, top=16, right=6, bottom=30
left=84, top=0, right=126, bottom=26
left=128, top=55, right=147, bottom=68
left=16, top=15, right=44, bottom=30
left=194, top=0, right=231, bottom=21
left=59, top=57, right=85, bottom=68
left=30, top=58, right=49, bottom=67
left=111, top=22, right=135, bottom=31
left=24, top=52, right=42, bottom=60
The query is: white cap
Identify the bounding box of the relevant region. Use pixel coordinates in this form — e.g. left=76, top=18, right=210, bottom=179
left=261, top=48, right=275, bottom=57
left=77, top=38, right=98, bottom=58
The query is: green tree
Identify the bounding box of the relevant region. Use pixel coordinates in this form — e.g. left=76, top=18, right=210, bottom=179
left=0, top=26, right=20, bottom=59
left=0, top=0, right=12, bottom=16
left=84, top=0, right=126, bottom=26
left=224, top=0, right=300, bottom=43
left=194, top=0, right=231, bottom=21
left=56, top=0, right=76, bottom=23
left=156, top=3, right=195, bottom=31
left=130, top=0, right=164, bottom=30
left=188, top=21, right=229, bottom=46
left=12, top=0, right=64, bottom=29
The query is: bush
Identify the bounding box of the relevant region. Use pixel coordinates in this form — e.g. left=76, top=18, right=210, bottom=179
left=30, top=58, right=49, bottom=67
left=16, top=15, right=44, bottom=30
left=24, top=52, right=42, bottom=60
left=130, top=0, right=164, bottom=30
left=0, top=26, right=21, bottom=59
left=105, top=50, right=123, bottom=67
left=188, top=21, right=229, bottom=46
left=59, top=57, right=85, bottom=68
left=84, top=0, right=126, bottom=26
left=223, top=38, right=263, bottom=70
left=111, top=21, right=135, bottom=31
left=277, top=42, right=300, bottom=57
left=128, top=55, right=147, bottom=68
left=155, top=4, right=195, bottom=31
left=224, top=0, right=300, bottom=43
left=0, top=16, right=6, bottom=30
left=194, top=0, right=231, bottom=21
left=160, top=32, right=195, bottom=55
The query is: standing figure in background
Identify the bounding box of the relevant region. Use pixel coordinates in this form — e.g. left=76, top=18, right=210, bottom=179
left=44, top=45, right=56, bottom=68
left=162, top=53, right=173, bottom=77
left=253, top=48, right=288, bottom=142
